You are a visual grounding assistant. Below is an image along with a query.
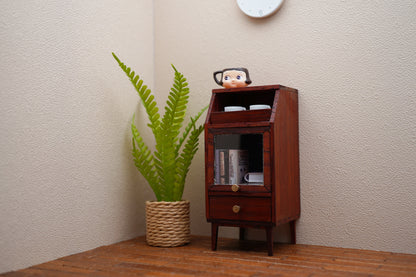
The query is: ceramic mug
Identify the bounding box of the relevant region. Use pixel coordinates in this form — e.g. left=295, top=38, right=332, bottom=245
left=249, top=104, right=271, bottom=110
left=224, top=106, right=246, bottom=112
left=244, top=172, right=264, bottom=183
left=213, top=68, right=252, bottom=89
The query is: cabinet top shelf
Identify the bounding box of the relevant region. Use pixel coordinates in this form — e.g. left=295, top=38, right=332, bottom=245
left=205, top=84, right=297, bottom=126
left=212, top=84, right=294, bottom=94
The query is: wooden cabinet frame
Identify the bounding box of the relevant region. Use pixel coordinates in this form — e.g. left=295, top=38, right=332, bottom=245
left=204, top=85, right=300, bottom=256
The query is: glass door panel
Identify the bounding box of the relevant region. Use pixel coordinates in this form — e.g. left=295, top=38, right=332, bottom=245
left=214, top=134, right=263, bottom=186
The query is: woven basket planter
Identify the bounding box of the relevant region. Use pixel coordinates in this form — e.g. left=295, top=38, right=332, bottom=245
left=145, top=200, right=190, bottom=247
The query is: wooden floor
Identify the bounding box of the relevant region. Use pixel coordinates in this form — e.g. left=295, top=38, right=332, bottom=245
left=3, top=236, right=416, bottom=276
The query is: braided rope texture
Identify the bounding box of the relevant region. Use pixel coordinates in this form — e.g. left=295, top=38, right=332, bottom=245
left=145, top=200, right=191, bottom=247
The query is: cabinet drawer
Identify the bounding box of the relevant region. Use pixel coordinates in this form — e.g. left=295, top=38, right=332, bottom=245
left=209, top=196, right=271, bottom=222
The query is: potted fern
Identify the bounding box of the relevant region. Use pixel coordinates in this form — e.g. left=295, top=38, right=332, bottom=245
left=112, top=53, right=207, bottom=247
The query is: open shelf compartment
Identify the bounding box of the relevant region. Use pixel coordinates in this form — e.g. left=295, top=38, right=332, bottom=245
left=206, top=85, right=280, bottom=125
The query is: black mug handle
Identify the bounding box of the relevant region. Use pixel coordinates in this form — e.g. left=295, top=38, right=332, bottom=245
left=213, top=70, right=223, bottom=86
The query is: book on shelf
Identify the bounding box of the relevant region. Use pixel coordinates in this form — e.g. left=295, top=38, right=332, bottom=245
left=214, top=149, right=249, bottom=185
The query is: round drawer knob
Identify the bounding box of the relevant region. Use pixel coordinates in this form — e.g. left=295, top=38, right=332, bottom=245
left=232, top=205, right=241, bottom=213
left=231, top=184, right=240, bottom=192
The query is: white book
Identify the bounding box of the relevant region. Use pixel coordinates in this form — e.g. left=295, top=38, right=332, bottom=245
left=228, top=149, right=249, bottom=185
left=214, top=149, right=229, bottom=185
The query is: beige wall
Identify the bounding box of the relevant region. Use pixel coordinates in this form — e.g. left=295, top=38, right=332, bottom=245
left=154, top=0, right=416, bottom=254
left=0, top=0, right=154, bottom=272
left=1, top=0, right=415, bottom=273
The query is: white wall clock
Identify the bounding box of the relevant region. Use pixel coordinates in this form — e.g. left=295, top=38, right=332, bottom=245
left=236, top=0, right=285, bottom=18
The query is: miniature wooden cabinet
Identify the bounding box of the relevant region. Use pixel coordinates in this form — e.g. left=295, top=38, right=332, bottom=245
left=204, top=85, right=300, bottom=256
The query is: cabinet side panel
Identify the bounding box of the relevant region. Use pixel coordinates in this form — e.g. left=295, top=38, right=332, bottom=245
left=205, top=128, right=214, bottom=219
left=274, top=88, right=300, bottom=224
left=205, top=93, right=217, bottom=125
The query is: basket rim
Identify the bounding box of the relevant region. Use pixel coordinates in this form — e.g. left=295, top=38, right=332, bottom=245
left=146, top=200, right=190, bottom=205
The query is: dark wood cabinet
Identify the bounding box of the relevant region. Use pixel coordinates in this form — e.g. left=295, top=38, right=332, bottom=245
left=204, top=85, right=300, bottom=256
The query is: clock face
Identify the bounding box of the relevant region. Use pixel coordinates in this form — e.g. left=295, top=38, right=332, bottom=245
left=236, top=0, right=284, bottom=18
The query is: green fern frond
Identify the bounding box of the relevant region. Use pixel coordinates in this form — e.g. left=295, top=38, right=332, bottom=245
left=173, top=124, right=205, bottom=200
left=131, top=119, right=162, bottom=200
left=112, top=52, right=161, bottom=130
left=160, top=65, right=189, bottom=138
left=152, top=64, right=192, bottom=201
left=176, top=105, right=208, bottom=155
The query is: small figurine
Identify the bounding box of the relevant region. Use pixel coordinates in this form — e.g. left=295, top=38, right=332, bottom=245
left=213, top=68, right=252, bottom=88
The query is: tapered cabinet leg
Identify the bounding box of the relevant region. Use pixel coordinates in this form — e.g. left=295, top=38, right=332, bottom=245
left=211, top=223, right=219, bottom=251
left=266, top=227, right=273, bottom=256
left=239, top=227, right=245, bottom=241
left=289, top=220, right=296, bottom=244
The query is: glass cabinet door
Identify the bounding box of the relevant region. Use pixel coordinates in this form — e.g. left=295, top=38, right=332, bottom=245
left=214, top=134, right=263, bottom=185
left=207, top=129, right=271, bottom=192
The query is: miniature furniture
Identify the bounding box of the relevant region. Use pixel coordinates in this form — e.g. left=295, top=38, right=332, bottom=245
left=204, top=85, right=300, bottom=256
